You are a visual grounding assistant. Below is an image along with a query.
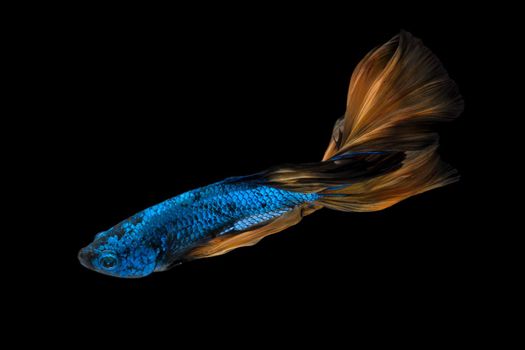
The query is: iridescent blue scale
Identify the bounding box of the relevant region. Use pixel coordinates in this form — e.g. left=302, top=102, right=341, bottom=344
left=91, top=180, right=319, bottom=276
left=133, top=180, right=318, bottom=250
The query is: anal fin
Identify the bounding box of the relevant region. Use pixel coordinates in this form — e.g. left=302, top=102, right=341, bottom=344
left=186, top=206, right=305, bottom=259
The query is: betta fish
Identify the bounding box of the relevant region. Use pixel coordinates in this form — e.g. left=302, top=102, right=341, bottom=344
left=78, top=31, right=463, bottom=278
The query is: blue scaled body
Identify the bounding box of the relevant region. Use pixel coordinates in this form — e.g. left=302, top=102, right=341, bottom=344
left=78, top=178, right=319, bottom=278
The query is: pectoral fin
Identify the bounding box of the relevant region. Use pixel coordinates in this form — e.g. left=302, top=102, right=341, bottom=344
left=186, top=206, right=306, bottom=259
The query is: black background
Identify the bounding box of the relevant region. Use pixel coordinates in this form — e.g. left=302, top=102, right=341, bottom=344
left=27, top=6, right=502, bottom=343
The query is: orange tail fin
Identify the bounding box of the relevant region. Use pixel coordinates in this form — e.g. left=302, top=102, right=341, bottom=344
left=263, top=31, right=463, bottom=211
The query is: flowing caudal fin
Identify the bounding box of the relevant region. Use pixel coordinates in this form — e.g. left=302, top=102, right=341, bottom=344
left=260, top=31, right=463, bottom=211
left=323, top=30, right=462, bottom=158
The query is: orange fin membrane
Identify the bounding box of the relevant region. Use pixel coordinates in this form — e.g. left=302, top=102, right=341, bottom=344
left=187, top=206, right=307, bottom=260
left=255, top=31, right=462, bottom=212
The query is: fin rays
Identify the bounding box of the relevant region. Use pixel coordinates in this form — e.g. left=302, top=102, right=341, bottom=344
left=186, top=206, right=305, bottom=259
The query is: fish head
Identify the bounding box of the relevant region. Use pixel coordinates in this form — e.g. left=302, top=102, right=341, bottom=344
left=78, top=218, right=159, bottom=278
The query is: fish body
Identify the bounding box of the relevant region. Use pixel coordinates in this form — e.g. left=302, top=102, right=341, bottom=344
left=79, top=180, right=318, bottom=277
left=79, top=31, right=463, bottom=278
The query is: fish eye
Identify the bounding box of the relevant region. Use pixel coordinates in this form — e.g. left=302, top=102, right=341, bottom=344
left=98, top=252, right=118, bottom=270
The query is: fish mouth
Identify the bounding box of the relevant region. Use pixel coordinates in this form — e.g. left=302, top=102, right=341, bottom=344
left=78, top=247, right=94, bottom=269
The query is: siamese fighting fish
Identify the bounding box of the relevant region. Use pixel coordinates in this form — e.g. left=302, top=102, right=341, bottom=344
left=78, top=31, right=463, bottom=278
